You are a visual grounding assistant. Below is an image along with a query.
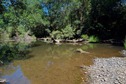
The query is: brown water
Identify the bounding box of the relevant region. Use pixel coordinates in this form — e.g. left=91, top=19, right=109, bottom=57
left=0, top=42, right=123, bottom=84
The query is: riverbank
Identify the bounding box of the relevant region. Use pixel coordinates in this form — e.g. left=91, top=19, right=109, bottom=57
left=84, top=57, right=126, bottom=84
left=38, top=37, right=124, bottom=46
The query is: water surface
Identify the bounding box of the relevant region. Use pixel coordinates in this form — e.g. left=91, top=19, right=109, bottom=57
left=0, top=42, right=123, bottom=84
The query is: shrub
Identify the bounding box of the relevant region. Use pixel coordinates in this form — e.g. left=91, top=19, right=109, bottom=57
left=88, top=35, right=99, bottom=43
left=124, top=37, right=126, bottom=49
left=50, top=30, right=63, bottom=39
left=0, top=30, right=10, bottom=42
left=62, top=25, right=75, bottom=39
left=81, top=34, right=89, bottom=40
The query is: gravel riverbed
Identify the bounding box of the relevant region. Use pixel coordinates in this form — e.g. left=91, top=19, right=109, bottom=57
left=85, top=57, right=126, bottom=84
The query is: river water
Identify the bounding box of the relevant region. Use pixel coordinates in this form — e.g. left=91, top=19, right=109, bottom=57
left=0, top=42, right=123, bottom=84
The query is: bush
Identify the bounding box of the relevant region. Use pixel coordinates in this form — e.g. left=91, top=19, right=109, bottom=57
left=81, top=34, right=89, bottom=40
left=62, top=25, right=75, bottom=39
left=124, top=37, right=126, bottom=49
left=50, top=30, right=63, bottom=39
left=0, top=30, right=10, bottom=42
left=88, top=35, right=99, bottom=43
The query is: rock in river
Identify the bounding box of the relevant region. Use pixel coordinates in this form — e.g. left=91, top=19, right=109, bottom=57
left=76, top=48, right=89, bottom=54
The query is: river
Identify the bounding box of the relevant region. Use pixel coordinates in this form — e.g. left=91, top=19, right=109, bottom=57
left=0, top=41, right=123, bottom=84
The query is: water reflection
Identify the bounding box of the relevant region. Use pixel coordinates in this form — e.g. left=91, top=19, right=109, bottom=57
left=1, top=65, right=30, bottom=84
left=81, top=44, right=94, bottom=50
left=0, top=42, right=123, bottom=84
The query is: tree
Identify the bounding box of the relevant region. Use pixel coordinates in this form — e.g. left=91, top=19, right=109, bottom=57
left=0, top=0, right=5, bottom=14
left=0, top=0, right=126, bottom=41
left=87, top=0, right=122, bottom=40
left=70, top=0, right=92, bottom=37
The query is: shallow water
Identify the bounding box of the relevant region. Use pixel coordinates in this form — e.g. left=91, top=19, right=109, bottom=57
left=0, top=42, right=123, bottom=84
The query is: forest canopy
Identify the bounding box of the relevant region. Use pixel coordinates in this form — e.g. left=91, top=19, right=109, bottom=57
left=0, top=0, right=126, bottom=41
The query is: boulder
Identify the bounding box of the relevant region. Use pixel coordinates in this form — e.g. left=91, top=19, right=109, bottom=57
left=120, top=50, right=126, bottom=57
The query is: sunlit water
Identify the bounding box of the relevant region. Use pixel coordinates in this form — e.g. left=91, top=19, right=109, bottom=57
left=0, top=42, right=123, bottom=84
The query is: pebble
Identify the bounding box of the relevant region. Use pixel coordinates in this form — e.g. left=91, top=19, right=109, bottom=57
left=85, top=57, right=126, bottom=84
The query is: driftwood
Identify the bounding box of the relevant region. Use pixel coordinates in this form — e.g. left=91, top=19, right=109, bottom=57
left=64, top=39, right=83, bottom=43
left=76, top=48, right=89, bottom=54
left=38, top=38, right=84, bottom=44
left=38, top=37, right=52, bottom=42
left=55, top=39, right=64, bottom=43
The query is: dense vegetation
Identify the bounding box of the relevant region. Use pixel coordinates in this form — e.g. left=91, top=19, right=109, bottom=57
left=0, top=0, right=125, bottom=41
left=0, top=0, right=126, bottom=63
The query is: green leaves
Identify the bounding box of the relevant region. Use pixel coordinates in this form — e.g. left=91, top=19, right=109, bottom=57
left=0, top=0, right=125, bottom=41
left=81, top=34, right=89, bottom=40
left=88, top=35, right=99, bottom=43
left=17, top=25, right=26, bottom=35
left=50, top=25, right=75, bottom=39
left=50, top=30, right=63, bottom=39
left=124, top=37, right=126, bottom=49
left=62, top=25, right=75, bottom=39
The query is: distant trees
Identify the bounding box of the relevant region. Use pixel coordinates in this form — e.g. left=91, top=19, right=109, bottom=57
left=0, top=0, right=126, bottom=41
left=0, top=0, right=45, bottom=41
left=40, top=0, right=91, bottom=39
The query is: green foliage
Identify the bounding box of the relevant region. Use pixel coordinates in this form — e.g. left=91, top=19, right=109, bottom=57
left=17, top=25, right=26, bottom=35
left=0, top=0, right=126, bottom=65
left=62, top=25, right=75, bottom=39
left=88, top=0, right=125, bottom=39
left=0, top=0, right=5, bottom=14
left=50, top=30, right=63, bottom=39
left=81, top=34, right=99, bottom=43
left=0, top=43, right=29, bottom=64
left=124, top=37, right=126, bottom=49
left=50, top=25, right=75, bottom=39
left=88, top=35, right=99, bottom=43
left=0, top=19, right=4, bottom=27
left=81, top=34, right=89, bottom=40
left=0, top=30, right=10, bottom=42
left=0, top=0, right=126, bottom=42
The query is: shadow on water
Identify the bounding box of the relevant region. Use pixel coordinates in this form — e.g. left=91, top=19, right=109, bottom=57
left=0, top=42, right=35, bottom=64
left=30, top=42, right=42, bottom=48
left=16, top=51, right=34, bottom=60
